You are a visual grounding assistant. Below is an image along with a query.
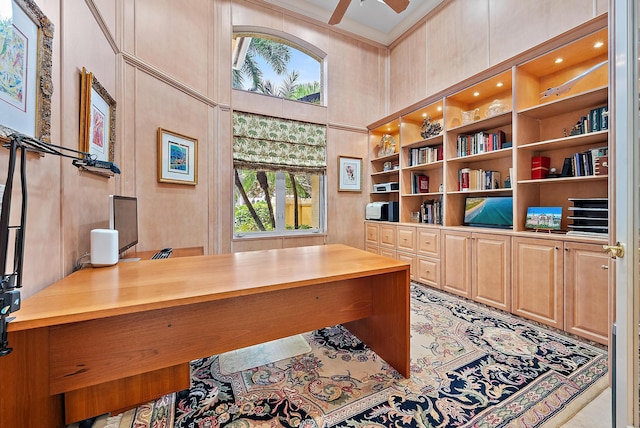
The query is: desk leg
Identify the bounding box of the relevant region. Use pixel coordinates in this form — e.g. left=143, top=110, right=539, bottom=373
left=0, top=328, right=64, bottom=428
left=343, top=269, right=411, bottom=378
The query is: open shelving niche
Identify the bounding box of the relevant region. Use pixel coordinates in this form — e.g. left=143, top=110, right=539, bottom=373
left=514, top=26, right=608, bottom=234
left=367, top=25, right=608, bottom=240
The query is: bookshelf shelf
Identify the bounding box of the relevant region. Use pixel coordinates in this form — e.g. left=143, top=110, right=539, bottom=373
left=518, top=130, right=608, bottom=151
left=518, top=174, right=607, bottom=185
left=447, top=148, right=512, bottom=163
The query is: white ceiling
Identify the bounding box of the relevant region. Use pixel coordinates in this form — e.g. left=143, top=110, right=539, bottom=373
left=262, top=0, right=444, bottom=46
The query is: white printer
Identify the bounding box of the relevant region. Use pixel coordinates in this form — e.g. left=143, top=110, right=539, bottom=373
left=366, top=202, right=388, bottom=220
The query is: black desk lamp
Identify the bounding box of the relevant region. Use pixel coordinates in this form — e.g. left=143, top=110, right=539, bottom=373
left=0, top=133, right=119, bottom=356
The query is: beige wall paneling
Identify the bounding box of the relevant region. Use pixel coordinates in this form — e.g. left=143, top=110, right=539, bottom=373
left=60, top=0, right=117, bottom=294
left=132, top=0, right=210, bottom=95
left=232, top=238, right=284, bottom=252
left=390, top=24, right=427, bottom=113
left=424, top=0, right=490, bottom=96
left=488, top=0, right=602, bottom=66
left=133, top=71, right=210, bottom=252
left=325, top=127, right=369, bottom=249
left=212, top=107, right=233, bottom=254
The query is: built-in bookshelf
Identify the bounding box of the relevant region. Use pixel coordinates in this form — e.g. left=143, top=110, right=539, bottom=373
left=367, top=25, right=608, bottom=236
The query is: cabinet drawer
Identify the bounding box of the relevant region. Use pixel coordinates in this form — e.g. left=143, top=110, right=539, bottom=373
left=417, top=257, right=440, bottom=288
left=379, top=224, right=396, bottom=247
left=365, top=222, right=379, bottom=246
left=417, top=229, right=440, bottom=257
left=379, top=247, right=397, bottom=259
left=396, top=226, right=416, bottom=252
left=397, top=251, right=416, bottom=280
left=365, top=245, right=379, bottom=254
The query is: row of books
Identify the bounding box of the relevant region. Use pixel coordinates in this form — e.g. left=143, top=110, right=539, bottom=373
left=459, top=168, right=502, bottom=191
left=562, top=146, right=608, bottom=177
left=569, top=105, right=609, bottom=136
left=420, top=199, right=443, bottom=225
left=456, top=130, right=507, bottom=157
left=411, top=173, right=430, bottom=193
left=408, top=145, right=443, bottom=166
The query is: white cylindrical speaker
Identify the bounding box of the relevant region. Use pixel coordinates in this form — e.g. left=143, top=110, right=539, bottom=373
left=90, top=229, right=119, bottom=267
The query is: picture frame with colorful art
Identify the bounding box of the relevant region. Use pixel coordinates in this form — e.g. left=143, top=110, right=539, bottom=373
left=338, top=155, right=362, bottom=192
left=0, top=0, right=54, bottom=142
left=79, top=67, right=116, bottom=161
left=157, top=128, right=198, bottom=185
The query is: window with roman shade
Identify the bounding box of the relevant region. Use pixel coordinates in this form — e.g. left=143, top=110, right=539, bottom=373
left=232, top=111, right=327, bottom=236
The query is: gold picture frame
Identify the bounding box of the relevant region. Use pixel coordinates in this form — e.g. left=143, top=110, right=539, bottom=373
left=0, top=0, right=54, bottom=142
left=157, top=128, right=198, bottom=185
left=79, top=67, right=116, bottom=161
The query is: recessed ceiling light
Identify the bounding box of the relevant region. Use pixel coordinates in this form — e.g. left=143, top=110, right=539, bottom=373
left=555, top=58, right=563, bottom=64
left=496, top=82, right=503, bottom=87
left=423, top=113, right=427, bottom=117
left=437, top=106, right=442, bottom=111
left=594, top=41, right=604, bottom=48
left=387, top=127, right=391, bottom=131
left=473, top=91, right=480, bottom=97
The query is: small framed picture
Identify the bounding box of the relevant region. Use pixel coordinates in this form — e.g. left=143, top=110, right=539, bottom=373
left=525, top=206, right=562, bottom=230
left=338, top=156, right=362, bottom=192
left=157, top=128, right=198, bottom=185
left=80, top=67, right=116, bottom=162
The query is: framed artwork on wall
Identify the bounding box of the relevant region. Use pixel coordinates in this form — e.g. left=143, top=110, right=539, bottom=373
left=79, top=67, right=116, bottom=162
left=0, top=0, right=54, bottom=142
left=338, top=155, right=362, bottom=192
left=157, top=128, right=198, bottom=185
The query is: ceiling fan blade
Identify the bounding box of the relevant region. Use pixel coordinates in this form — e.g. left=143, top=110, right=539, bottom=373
left=383, top=0, right=410, bottom=14
left=329, top=0, right=351, bottom=25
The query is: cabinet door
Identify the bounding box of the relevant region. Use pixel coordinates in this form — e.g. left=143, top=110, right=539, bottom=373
left=365, top=245, right=379, bottom=254
left=417, top=256, right=440, bottom=288
left=512, top=237, right=564, bottom=329
left=379, top=224, right=396, bottom=248
left=365, top=222, right=379, bottom=246
left=396, top=226, right=416, bottom=253
left=472, top=233, right=511, bottom=312
left=442, top=231, right=471, bottom=298
left=417, top=229, right=440, bottom=258
left=564, top=242, right=610, bottom=345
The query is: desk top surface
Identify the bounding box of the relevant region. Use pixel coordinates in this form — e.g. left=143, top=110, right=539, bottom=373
left=11, top=244, right=408, bottom=331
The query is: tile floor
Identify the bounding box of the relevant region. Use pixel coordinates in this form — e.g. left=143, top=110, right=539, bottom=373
left=561, top=387, right=612, bottom=427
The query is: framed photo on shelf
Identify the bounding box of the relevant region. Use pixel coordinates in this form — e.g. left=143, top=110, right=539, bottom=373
left=525, top=206, right=562, bottom=230
left=157, top=128, right=198, bottom=185
left=0, top=0, right=54, bottom=141
left=338, top=156, right=362, bottom=192
left=79, top=67, right=116, bottom=161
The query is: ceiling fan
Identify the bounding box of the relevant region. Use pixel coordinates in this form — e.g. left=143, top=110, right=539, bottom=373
left=329, top=0, right=410, bottom=25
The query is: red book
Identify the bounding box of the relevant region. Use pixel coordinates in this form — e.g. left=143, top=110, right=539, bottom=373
left=418, top=175, right=429, bottom=193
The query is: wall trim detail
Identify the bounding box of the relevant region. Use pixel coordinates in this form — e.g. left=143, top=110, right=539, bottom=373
left=121, top=52, right=219, bottom=108
left=84, top=0, right=118, bottom=55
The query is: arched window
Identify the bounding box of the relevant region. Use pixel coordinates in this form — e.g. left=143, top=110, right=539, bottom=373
left=232, top=30, right=324, bottom=105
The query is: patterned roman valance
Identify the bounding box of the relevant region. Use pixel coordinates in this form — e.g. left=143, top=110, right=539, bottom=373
left=232, top=112, right=326, bottom=174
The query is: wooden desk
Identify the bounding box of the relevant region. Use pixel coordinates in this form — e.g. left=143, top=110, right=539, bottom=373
left=0, top=244, right=410, bottom=427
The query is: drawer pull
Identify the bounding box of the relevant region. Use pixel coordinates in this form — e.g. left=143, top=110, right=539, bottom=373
left=601, top=265, right=608, bottom=270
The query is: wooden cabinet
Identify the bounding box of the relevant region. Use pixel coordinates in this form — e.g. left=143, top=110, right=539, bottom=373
left=442, top=231, right=472, bottom=298
left=365, top=23, right=612, bottom=344
left=442, top=230, right=511, bottom=310
left=564, top=241, right=610, bottom=345
left=512, top=237, right=564, bottom=330
left=472, top=233, right=511, bottom=312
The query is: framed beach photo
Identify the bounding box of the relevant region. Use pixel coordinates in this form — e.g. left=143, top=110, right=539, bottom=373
left=157, top=128, right=198, bottom=185
left=338, top=156, right=362, bottom=192
left=79, top=67, right=116, bottom=161
left=0, top=0, right=54, bottom=141
left=525, top=206, right=562, bottom=230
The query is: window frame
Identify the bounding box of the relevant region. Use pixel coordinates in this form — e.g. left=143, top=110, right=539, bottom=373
left=232, top=27, right=327, bottom=106
left=233, top=170, right=327, bottom=238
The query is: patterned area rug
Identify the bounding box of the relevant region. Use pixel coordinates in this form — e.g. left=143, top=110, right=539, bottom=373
left=87, top=283, right=608, bottom=428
